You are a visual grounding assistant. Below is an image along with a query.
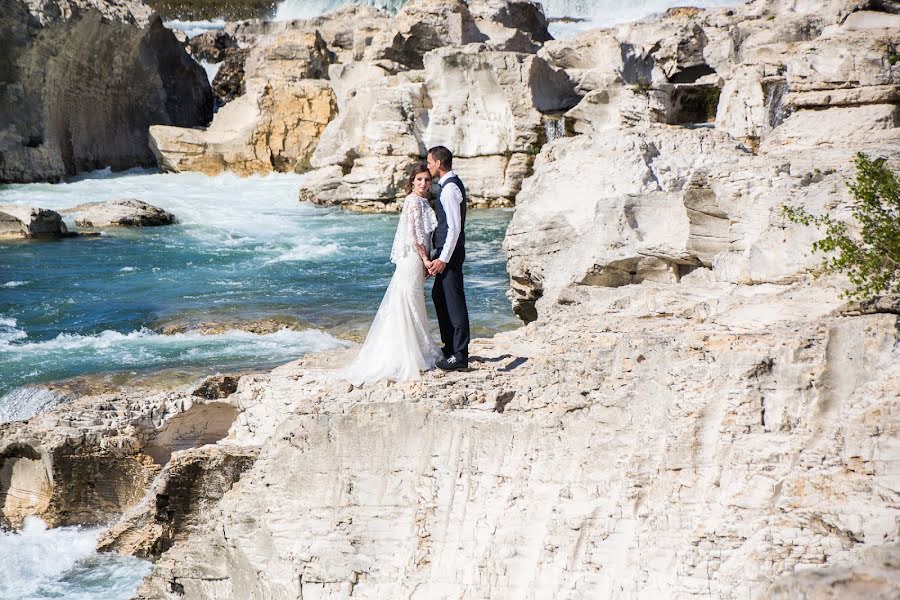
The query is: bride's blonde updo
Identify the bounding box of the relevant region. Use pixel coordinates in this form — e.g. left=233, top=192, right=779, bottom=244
left=405, top=161, right=432, bottom=196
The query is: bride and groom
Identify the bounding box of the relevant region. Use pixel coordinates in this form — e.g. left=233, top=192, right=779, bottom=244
left=341, top=146, right=470, bottom=385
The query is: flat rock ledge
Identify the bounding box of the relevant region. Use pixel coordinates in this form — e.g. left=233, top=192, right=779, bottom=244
left=0, top=279, right=897, bottom=599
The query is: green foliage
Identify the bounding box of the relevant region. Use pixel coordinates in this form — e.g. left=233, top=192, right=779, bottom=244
left=782, top=153, right=900, bottom=300
left=632, top=81, right=652, bottom=96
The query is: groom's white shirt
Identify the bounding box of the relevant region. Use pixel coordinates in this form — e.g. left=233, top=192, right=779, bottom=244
left=437, top=170, right=463, bottom=263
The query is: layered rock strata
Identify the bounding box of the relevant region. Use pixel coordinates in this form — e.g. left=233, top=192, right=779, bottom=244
left=0, top=0, right=213, bottom=183
left=507, top=0, right=900, bottom=322
left=150, top=0, right=575, bottom=208
left=149, top=30, right=337, bottom=175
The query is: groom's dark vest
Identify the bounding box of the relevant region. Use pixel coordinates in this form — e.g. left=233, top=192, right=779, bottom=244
left=433, top=175, right=467, bottom=266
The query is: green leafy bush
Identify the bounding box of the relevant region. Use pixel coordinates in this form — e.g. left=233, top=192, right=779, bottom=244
left=782, top=153, right=899, bottom=300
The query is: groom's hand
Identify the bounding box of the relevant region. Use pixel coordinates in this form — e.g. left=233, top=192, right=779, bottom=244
left=429, top=259, right=447, bottom=276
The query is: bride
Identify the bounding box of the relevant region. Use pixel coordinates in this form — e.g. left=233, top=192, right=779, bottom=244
left=340, top=162, right=444, bottom=385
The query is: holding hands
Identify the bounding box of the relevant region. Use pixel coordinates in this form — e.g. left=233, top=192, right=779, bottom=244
left=428, top=259, right=447, bottom=276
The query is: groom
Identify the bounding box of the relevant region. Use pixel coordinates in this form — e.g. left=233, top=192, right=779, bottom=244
left=426, top=146, right=470, bottom=371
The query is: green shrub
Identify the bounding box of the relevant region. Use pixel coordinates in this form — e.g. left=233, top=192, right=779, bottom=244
left=782, top=153, right=899, bottom=300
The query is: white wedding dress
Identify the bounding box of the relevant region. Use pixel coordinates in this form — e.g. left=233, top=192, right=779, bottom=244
left=340, top=194, right=444, bottom=385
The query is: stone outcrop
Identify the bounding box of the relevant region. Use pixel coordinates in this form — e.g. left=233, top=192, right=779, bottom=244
left=62, top=199, right=176, bottom=228
left=299, top=42, right=578, bottom=210
left=0, top=2, right=897, bottom=599
left=150, top=30, right=337, bottom=175
left=506, top=0, right=900, bottom=322
left=154, top=0, right=568, bottom=209
left=0, top=0, right=213, bottom=183
left=187, top=30, right=238, bottom=62
left=124, top=287, right=897, bottom=599
left=0, top=384, right=246, bottom=529
left=0, top=205, right=68, bottom=239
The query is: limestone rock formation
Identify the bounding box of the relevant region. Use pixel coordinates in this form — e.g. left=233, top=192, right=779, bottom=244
left=128, top=295, right=897, bottom=600
left=0, top=205, right=68, bottom=239
left=300, top=43, right=578, bottom=210
left=155, top=0, right=566, bottom=208
left=0, top=387, right=245, bottom=529
left=150, top=30, right=337, bottom=175
left=506, top=0, right=900, bottom=323
left=64, top=198, right=176, bottom=228
left=0, top=0, right=213, bottom=183
left=97, top=445, right=258, bottom=558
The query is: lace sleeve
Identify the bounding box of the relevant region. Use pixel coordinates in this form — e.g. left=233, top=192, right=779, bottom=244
left=407, top=196, right=429, bottom=248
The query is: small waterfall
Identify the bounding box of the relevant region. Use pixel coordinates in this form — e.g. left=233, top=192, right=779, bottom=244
left=543, top=115, right=567, bottom=143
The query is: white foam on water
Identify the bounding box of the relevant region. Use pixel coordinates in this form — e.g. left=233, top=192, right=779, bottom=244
left=0, top=384, right=68, bottom=424
left=2, top=280, right=28, bottom=288
left=200, top=60, right=222, bottom=83
left=0, top=317, right=26, bottom=345
left=163, top=18, right=226, bottom=38
left=0, top=170, right=340, bottom=261
left=0, top=326, right=347, bottom=359
left=272, top=0, right=745, bottom=35
left=543, top=0, right=746, bottom=36
left=0, top=517, right=151, bottom=600
left=265, top=241, right=342, bottom=264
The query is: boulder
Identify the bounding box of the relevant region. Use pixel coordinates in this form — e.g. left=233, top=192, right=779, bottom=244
left=150, top=29, right=337, bottom=175
left=228, top=5, right=392, bottom=65
left=0, top=1, right=212, bottom=183
left=467, top=0, right=553, bottom=53
left=65, top=198, right=176, bottom=228
left=187, top=31, right=238, bottom=63
left=210, top=48, right=248, bottom=106
left=0, top=205, right=68, bottom=239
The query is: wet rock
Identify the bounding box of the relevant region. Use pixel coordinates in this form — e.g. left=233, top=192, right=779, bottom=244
left=192, top=376, right=240, bottom=400
left=187, top=31, right=237, bottom=62
left=210, top=48, right=248, bottom=106
left=0, top=205, right=68, bottom=239
left=65, top=198, right=176, bottom=228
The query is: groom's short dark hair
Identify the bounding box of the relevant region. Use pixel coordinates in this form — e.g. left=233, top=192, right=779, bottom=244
left=428, top=146, right=453, bottom=170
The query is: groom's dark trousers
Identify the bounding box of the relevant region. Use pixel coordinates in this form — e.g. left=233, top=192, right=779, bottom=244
left=432, top=261, right=470, bottom=362
left=432, top=173, right=470, bottom=362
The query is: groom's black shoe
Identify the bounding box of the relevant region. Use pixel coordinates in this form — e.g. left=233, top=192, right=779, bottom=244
left=437, top=355, right=467, bottom=371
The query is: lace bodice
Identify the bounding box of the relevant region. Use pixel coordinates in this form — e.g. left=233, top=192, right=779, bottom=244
left=390, top=194, right=438, bottom=263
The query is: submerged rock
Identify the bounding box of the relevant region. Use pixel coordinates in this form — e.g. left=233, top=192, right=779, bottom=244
left=64, top=198, right=176, bottom=228
left=0, top=0, right=213, bottom=183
